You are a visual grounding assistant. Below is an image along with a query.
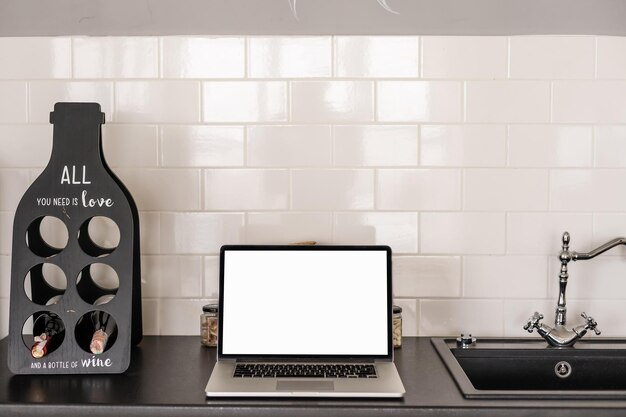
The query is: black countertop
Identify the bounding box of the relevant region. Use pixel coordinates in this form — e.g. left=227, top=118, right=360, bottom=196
left=1, top=336, right=626, bottom=416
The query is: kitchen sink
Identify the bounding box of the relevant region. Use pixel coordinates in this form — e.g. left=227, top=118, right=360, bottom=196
left=432, top=337, right=626, bottom=399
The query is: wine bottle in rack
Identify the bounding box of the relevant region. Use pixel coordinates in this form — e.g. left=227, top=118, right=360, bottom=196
left=89, top=311, right=117, bottom=355
left=89, top=294, right=117, bottom=355
left=31, top=313, right=65, bottom=359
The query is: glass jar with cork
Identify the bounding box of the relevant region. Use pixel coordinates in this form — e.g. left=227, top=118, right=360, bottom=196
left=393, top=305, right=402, bottom=348
left=201, top=304, right=219, bottom=347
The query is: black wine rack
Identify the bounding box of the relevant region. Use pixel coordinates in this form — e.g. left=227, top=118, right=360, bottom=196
left=8, top=103, right=142, bottom=374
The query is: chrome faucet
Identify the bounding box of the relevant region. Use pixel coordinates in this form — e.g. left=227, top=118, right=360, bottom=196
left=524, top=232, right=626, bottom=347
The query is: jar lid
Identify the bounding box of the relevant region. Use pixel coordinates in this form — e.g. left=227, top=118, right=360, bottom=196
left=203, top=304, right=219, bottom=313
left=393, top=305, right=402, bottom=314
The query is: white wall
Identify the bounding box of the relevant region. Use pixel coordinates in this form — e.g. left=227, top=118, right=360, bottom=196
left=2, top=35, right=626, bottom=338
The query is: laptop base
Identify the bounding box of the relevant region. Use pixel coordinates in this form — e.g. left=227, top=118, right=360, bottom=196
left=206, top=361, right=405, bottom=398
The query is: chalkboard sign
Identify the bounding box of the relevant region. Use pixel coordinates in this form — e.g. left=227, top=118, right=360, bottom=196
left=8, top=102, right=142, bottom=374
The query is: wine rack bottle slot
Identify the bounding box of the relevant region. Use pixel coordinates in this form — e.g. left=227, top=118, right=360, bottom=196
left=78, top=219, right=115, bottom=258
left=24, top=263, right=67, bottom=305
left=23, top=312, right=66, bottom=359
left=8, top=102, right=142, bottom=374
left=75, top=310, right=118, bottom=355
left=26, top=216, right=67, bottom=258
left=76, top=263, right=119, bottom=305
left=88, top=216, right=121, bottom=249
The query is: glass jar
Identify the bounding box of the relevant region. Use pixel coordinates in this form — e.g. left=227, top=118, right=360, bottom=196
left=392, top=305, right=402, bottom=348
left=201, top=304, right=219, bottom=347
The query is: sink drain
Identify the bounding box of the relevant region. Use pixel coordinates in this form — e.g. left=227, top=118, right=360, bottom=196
left=555, top=361, right=572, bottom=378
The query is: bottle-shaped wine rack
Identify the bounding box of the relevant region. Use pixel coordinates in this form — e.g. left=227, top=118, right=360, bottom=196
left=8, top=102, right=142, bottom=374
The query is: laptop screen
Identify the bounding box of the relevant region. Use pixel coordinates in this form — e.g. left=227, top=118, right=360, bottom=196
left=218, top=246, right=392, bottom=359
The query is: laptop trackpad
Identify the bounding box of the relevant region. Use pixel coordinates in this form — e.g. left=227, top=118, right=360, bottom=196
left=276, top=381, right=335, bottom=391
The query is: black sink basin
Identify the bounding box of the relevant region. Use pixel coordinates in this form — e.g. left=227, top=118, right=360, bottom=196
left=432, top=338, right=626, bottom=399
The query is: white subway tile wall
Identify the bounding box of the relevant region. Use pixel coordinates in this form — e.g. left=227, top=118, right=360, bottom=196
left=1, top=35, right=625, bottom=338
left=376, top=169, right=461, bottom=210
left=73, top=37, right=159, bottom=79
left=103, top=125, right=159, bottom=168
left=332, top=212, right=418, bottom=253
left=594, top=126, right=626, bottom=168
left=0, top=256, right=9, bottom=298
left=249, top=37, right=332, bottom=78
left=161, top=125, right=244, bottom=167
left=420, top=125, right=506, bottom=167
left=291, top=81, right=374, bottom=122
left=204, top=169, right=289, bottom=210
left=0, top=125, right=52, bottom=167
left=246, top=212, right=333, bottom=244
left=0, top=213, right=12, bottom=254
left=552, top=81, right=626, bottom=123
left=506, top=213, right=593, bottom=255
left=509, top=36, right=595, bottom=79
left=116, top=81, right=199, bottom=123
left=248, top=125, right=331, bottom=167
left=29, top=81, right=115, bottom=122
left=377, top=81, right=462, bottom=122
left=0, top=38, right=71, bottom=79
left=0, top=82, right=28, bottom=123
left=335, top=37, right=419, bottom=78
left=465, top=81, right=551, bottom=123
left=203, top=256, right=219, bottom=297
left=291, top=169, right=374, bottom=210
left=594, top=214, right=626, bottom=256
left=334, top=125, right=418, bottom=167
left=596, top=37, right=626, bottom=79
left=507, top=125, right=592, bottom=168
left=421, top=36, right=507, bottom=79
left=463, top=169, right=549, bottom=211
left=203, top=81, right=287, bottom=122
left=161, top=37, right=245, bottom=79
left=141, top=256, right=203, bottom=298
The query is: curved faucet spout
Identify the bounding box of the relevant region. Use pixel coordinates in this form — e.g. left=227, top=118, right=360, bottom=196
left=569, top=237, right=626, bottom=261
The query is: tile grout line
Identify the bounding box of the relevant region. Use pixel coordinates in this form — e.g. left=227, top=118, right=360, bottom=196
left=594, top=36, right=599, bottom=80
left=69, top=37, right=75, bottom=79
left=288, top=167, right=293, bottom=211
left=590, top=124, right=596, bottom=168
left=459, top=254, right=464, bottom=299
left=372, top=80, right=378, bottom=122
left=505, top=124, right=510, bottom=167
left=459, top=167, right=465, bottom=211
left=199, top=166, right=205, bottom=211
left=156, top=125, right=162, bottom=167
left=157, top=37, right=162, bottom=79
left=331, top=35, right=336, bottom=78
left=506, top=36, right=511, bottom=79
left=198, top=80, right=203, bottom=124
left=549, top=81, right=554, bottom=124
left=461, top=81, right=466, bottom=123
left=25, top=81, right=30, bottom=124
left=418, top=36, right=424, bottom=78
left=373, top=168, right=378, bottom=211
left=200, top=254, right=206, bottom=297
left=416, top=211, right=420, bottom=254
left=244, top=37, right=249, bottom=79
left=416, top=124, right=420, bottom=167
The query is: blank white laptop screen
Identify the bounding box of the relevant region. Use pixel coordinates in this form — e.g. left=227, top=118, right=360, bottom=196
left=221, top=250, right=389, bottom=356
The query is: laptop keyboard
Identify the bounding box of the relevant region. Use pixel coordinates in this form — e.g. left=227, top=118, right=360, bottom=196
left=233, top=363, right=378, bottom=378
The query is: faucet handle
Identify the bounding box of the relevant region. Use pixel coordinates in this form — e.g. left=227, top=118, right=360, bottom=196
left=581, top=312, right=601, bottom=335
left=524, top=312, right=544, bottom=333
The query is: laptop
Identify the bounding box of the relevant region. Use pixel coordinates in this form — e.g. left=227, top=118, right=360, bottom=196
left=205, top=245, right=405, bottom=398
